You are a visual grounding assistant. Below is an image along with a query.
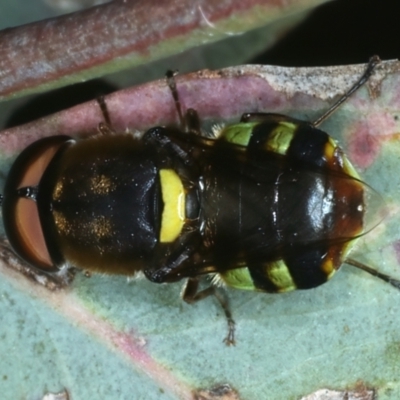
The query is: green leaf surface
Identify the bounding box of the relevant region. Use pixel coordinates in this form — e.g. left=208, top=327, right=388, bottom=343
left=1, top=60, right=400, bottom=400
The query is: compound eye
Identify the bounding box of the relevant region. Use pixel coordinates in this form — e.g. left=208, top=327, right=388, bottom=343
left=2, top=136, right=72, bottom=271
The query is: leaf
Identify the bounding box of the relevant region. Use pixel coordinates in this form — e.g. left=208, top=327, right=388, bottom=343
left=0, top=0, right=331, bottom=101
left=1, top=61, right=400, bottom=399
left=300, top=387, right=375, bottom=400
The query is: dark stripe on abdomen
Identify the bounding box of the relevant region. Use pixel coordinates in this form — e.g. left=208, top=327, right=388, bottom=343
left=284, top=245, right=330, bottom=289
left=287, top=125, right=329, bottom=168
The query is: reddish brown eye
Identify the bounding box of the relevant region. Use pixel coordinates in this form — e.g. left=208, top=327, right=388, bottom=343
left=2, top=135, right=72, bottom=271
left=18, top=141, right=64, bottom=188
left=13, top=197, right=52, bottom=269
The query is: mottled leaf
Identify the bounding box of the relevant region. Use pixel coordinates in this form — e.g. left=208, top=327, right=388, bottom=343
left=1, top=59, right=400, bottom=400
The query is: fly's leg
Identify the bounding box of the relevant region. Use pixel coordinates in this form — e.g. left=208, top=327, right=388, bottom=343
left=143, top=123, right=215, bottom=167
left=346, top=258, right=400, bottom=290
left=144, top=244, right=196, bottom=284
left=166, top=70, right=184, bottom=127
left=142, top=127, right=195, bottom=166
left=144, top=247, right=237, bottom=345
left=143, top=70, right=213, bottom=162
left=182, top=277, right=236, bottom=346
left=96, top=96, right=116, bottom=135
left=166, top=70, right=201, bottom=135
left=240, top=56, right=380, bottom=128
left=312, top=55, right=380, bottom=127
left=97, top=72, right=202, bottom=136
left=97, top=95, right=112, bottom=126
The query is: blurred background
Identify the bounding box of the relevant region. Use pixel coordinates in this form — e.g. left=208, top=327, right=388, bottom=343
left=0, top=0, right=398, bottom=128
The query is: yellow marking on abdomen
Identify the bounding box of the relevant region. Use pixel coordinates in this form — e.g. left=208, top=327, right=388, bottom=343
left=159, top=169, right=185, bottom=243
left=265, top=121, right=296, bottom=155
left=267, top=259, right=297, bottom=292
left=217, top=267, right=256, bottom=291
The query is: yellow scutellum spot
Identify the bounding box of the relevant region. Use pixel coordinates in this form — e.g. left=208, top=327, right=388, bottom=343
left=159, top=169, right=185, bottom=243
left=219, top=267, right=256, bottom=291
left=265, top=122, right=296, bottom=155
left=267, top=259, right=297, bottom=292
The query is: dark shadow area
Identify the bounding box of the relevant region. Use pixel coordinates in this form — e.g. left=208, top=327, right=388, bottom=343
left=5, top=79, right=117, bottom=128
left=251, top=0, right=399, bottom=66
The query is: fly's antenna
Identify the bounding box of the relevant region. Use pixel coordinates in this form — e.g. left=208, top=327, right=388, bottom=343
left=0, top=194, right=3, bottom=206
left=312, top=55, right=381, bottom=127
left=346, top=258, right=400, bottom=290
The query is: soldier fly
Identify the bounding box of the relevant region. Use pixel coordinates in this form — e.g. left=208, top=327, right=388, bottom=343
left=1, top=56, right=398, bottom=344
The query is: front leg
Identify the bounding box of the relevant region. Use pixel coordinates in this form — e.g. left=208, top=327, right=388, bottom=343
left=143, top=126, right=216, bottom=169
left=182, top=277, right=236, bottom=346
left=142, top=127, right=194, bottom=166
left=166, top=70, right=202, bottom=135
left=144, top=243, right=197, bottom=283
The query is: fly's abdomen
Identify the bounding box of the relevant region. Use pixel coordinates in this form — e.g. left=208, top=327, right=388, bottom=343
left=212, top=115, right=369, bottom=292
